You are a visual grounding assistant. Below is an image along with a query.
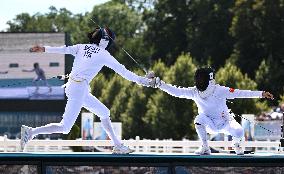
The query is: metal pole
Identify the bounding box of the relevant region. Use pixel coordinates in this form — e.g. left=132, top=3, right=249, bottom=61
left=280, top=112, right=284, bottom=147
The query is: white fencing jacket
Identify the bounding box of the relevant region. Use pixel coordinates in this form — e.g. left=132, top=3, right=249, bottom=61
left=45, top=44, right=148, bottom=85
left=160, top=82, right=263, bottom=119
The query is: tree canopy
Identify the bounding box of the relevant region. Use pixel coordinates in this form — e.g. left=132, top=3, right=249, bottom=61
left=5, top=0, right=283, bottom=140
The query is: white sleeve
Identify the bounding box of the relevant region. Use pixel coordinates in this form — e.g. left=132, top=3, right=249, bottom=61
left=103, top=54, right=149, bottom=86
left=45, top=45, right=79, bottom=56
left=222, top=86, right=263, bottom=99
left=159, top=82, right=196, bottom=99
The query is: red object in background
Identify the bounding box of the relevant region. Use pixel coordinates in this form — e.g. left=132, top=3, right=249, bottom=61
left=229, top=88, right=235, bottom=93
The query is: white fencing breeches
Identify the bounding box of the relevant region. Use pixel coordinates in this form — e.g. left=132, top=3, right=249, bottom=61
left=194, top=113, right=244, bottom=145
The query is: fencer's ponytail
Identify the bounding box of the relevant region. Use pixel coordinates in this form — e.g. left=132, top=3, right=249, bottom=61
left=87, top=27, right=101, bottom=45
left=87, top=27, right=115, bottom=50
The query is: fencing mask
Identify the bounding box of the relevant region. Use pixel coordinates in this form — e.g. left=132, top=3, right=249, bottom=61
left=194, top=67, right=215, bottom=91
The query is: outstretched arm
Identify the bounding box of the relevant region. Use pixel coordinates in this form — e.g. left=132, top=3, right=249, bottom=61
left=159, top=81, right=196, bottom=99
left=30, top=45, right=45, bottom=52
left=22, top=69, right=35, bottom=72
left=30, top=45, right=79, bottom=56
left=223, top=86, right=273, bottom=100
left=104, top=54, right=151, bottom=86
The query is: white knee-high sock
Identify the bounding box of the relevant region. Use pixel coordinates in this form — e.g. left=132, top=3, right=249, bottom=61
left=195, top=123, right=208, bottom=146
left=100, top=117, right=122, bottom=146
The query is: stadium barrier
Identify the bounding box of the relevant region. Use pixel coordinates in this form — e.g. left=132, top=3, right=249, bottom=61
left=0, top=135, right=281, bottom=153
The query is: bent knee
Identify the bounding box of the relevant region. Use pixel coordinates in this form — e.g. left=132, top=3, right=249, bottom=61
left=58, top=122, right=73, bottom=134
left=234, top=128, right=244, bottom=138
left=194, top=114, right=206, bottom=125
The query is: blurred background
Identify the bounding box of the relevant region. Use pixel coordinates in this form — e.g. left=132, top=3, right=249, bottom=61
left=0, top=0, right=283, bottom=145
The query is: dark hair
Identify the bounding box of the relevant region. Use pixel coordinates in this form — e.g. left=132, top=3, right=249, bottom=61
left=33, top=62, right=39, bottom=68
left=194, top=67, right=215, bottom=91
left=87, top=27, right=101, bottom=45
left=87, top=27, right=115, bottom=49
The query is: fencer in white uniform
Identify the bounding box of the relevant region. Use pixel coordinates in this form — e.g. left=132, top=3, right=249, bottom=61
left=155, top=67, right=273, bottom=155
left=21, top=27, right=157, bottom=154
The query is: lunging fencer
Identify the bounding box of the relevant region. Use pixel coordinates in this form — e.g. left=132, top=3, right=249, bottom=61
left=153, top=67, right=273, bottom=155
left=21, top=27, right=157, bottom=154
left=22, top=63, right=52, bottom=92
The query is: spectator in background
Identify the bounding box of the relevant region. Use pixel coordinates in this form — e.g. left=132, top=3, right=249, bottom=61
left=22, top=63, right=52, bottom=93
left=257, top=112, right=273, bottom=121
left=257, top=113, right=267, bottom=121
left=276, top=103, right=284, bottom=113
left=270, top=103, right=284, bottom=120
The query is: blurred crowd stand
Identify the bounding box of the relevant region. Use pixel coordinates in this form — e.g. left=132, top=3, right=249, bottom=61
left=257, top=103, right=284, bottom=121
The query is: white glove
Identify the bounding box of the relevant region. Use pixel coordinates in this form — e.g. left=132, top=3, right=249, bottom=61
left=146, top=72, right=162, bottom=88
left=153, top=77, right=162, bottom=88
left=145, top=71, right=155, bottom=79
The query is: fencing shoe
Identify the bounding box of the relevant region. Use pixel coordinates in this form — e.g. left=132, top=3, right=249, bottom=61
left=233, top=143, right=244, bottom=155
left=20, top=125, right=32, bottom=152
left=112, top=144, right=135, bottom=154
left=195, top=144, right=211, bottom=155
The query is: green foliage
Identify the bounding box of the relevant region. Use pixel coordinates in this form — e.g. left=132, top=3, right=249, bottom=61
left=279, top=94, right=284, bottom=105
left=145, top=54, right=197, bottom=139
left=186, top=0, right=235, bottom=68
left=89, top=1, right=141, bottom=38
left=143, top=0, right=190, bottom=65
left=89, top=73, right=108, bottom=98
left=230, top=0, right=284, bottom=77
left=216, top=62, right=268, bottom=116
left=87, top=1, right=149, bottom=68
left=7, top=6, right=85, bottom=44
left=67, top=124, right=80, bottom=140
left=66, top=124, right=82, bottom=152
left=110, top=79, right=132, bottom=121
left=216, top=62, right=257, bottom=89
left=143, top=0, right=235, bottom=68
left=165, top=54, right=196, bottom=86
left=6, top=0, right=284, bottom=80
left=5, top=0, right=284, bottom=140
left=99, top=74, right=127, bottom=108
left=120, top=85, right=150, bottom=138
left=255, top=59, right=270, bottom=87
left=114, top=35, right=154, bottom=69
left=255, top=59, right=284, bottom=105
